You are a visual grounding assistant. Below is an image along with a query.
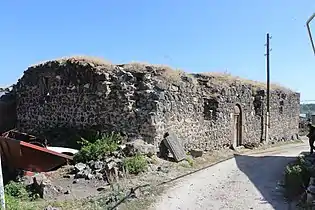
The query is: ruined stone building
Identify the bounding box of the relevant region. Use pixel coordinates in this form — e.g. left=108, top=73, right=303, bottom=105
left=0, top=89, right=16, bottom=134
left=13, top=56, right=300, bottom=151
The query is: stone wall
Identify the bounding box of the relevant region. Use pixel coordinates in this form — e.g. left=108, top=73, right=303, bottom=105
left=153, top=73, right=300, bottom=151
left=0, top=90, right=16, bottom=134
left=14, top=57, right=300, bottom=150
left=15, top=58, right=162, bottom=144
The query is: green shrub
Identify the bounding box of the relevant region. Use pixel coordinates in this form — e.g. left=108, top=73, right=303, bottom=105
left=123, top=154, right=148, bottom=174
left=74, top=132, right=122, bottom=163
left=4, top=181, right=28, bottom=200
left=4, top=194, right=21, bottom=210
left=284, top=156, right=311, bottom=199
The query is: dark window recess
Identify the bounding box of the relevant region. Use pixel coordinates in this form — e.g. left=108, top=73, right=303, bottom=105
left=253, top=96, right=263, bottom=116
left=204, top=98, right=219, bottom=120
left=279, top=100, right=284, bottom=114
left=280, top=93, right=286, bottom=100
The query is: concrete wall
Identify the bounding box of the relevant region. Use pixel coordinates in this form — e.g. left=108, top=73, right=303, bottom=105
left=14, top=57, right=300, bottom=150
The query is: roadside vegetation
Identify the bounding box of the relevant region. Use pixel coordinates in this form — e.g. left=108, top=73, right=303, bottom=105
left=282, top=153, right=315, bottom=209
left=2, top=130, right=303, bottom=210
left=284, top=155, right=311, bottom=199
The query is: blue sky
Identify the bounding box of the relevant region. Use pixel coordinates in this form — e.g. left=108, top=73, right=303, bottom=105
left=1, top=1, right=315, bottom=101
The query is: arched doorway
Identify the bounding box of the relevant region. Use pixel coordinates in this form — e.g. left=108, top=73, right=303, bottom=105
left=233, top=104, right=242, bottom=147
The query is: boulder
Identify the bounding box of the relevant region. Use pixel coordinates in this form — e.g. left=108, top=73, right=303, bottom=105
left=124, top=139, right=157, bottom=157
left=88, top=160, right=105, bottom=170
left=189, top=149, right=203, bottom=158
left=74, top=163, right=93, bottom=180
left=74, top=163, right=88, bottom=172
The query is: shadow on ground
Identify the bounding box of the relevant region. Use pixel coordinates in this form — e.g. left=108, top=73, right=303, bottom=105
left=234, top=152, right=305, bottom=210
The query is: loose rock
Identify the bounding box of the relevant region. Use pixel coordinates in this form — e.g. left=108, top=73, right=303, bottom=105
left=88, top=160, right=104, bottom=170
left=74, top=163, right=88, bottom=173
left=124, top=139, right=157, bottom=157
left=189, top=149, right=203, bottom=158
left=44, top=206, right=61, bottom=210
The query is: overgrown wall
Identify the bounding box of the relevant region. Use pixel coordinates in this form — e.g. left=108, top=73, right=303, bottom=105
left=14, top=57, right=300, bottom=150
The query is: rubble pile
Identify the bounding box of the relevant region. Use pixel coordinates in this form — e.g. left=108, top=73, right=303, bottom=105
left=69, top=139, right=159, bottom=181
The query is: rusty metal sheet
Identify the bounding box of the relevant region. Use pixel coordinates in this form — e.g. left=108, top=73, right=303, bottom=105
left=2, top=130, right=47, bottom=147
left=0, top=136, right=72, bottom=172
left=163, top=132, right=186, bottom=162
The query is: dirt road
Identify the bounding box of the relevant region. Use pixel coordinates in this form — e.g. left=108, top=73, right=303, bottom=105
left=151, top=141, right=309, bottom=210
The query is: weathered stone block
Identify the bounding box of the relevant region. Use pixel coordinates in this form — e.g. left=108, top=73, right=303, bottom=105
left=124, top=139, right=157, bottom=157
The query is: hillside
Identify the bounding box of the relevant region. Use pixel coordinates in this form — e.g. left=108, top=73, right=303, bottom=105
left=300, top=103, right=315, bottom=115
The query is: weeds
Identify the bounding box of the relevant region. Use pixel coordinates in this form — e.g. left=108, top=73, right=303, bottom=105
left=3, top=181, right=41, bottom=210
left=74, top=132, right=122, bottom=163
left=5, top=181, right=29, bottom=200
left=123, top=154, right=148, bottom=174
left=186, top=157, right=194, bottom=167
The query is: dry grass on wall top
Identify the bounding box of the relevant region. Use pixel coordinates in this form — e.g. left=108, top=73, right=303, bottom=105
left=27, top=56, right=187, bottom=83
left=29, top=55, right=115, bottom=69
left=26, top=55, right=293, bottom=92
left=199, top=72, right=293, bottom=92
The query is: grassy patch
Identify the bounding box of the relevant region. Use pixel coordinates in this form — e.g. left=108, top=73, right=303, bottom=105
left=123, top=154, right=148, bottom=175
left=73, top=132, right=122, bottom=163
left=3, top=181, right=42, bottom=210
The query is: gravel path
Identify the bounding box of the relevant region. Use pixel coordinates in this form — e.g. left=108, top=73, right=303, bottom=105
left=151, top=141, right=309, bottom=210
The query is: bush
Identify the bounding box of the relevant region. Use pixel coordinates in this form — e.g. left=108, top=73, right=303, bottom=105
left=4, top=181, right=28, bottom=200
left=5, top=194, right=21, bottom=210
left=284, top=156, right=311, bottom=199
left=123, top=154, right=148, bottom=174
left=73, top=132, right=122, bottom=163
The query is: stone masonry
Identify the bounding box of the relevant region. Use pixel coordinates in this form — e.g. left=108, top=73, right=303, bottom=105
left=14, top=56, right=300, bottom=151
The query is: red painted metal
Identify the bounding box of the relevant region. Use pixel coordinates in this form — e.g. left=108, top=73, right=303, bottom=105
left=0, top=136, right=73, bottom=172
left=2, top=130, right=47, bottom=147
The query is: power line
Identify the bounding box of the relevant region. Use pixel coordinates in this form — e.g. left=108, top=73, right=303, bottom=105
left=306, top=13, right=315, bottom=56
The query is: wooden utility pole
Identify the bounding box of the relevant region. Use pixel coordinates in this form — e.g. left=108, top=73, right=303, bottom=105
left=265, top=33, right=271, bottom=144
